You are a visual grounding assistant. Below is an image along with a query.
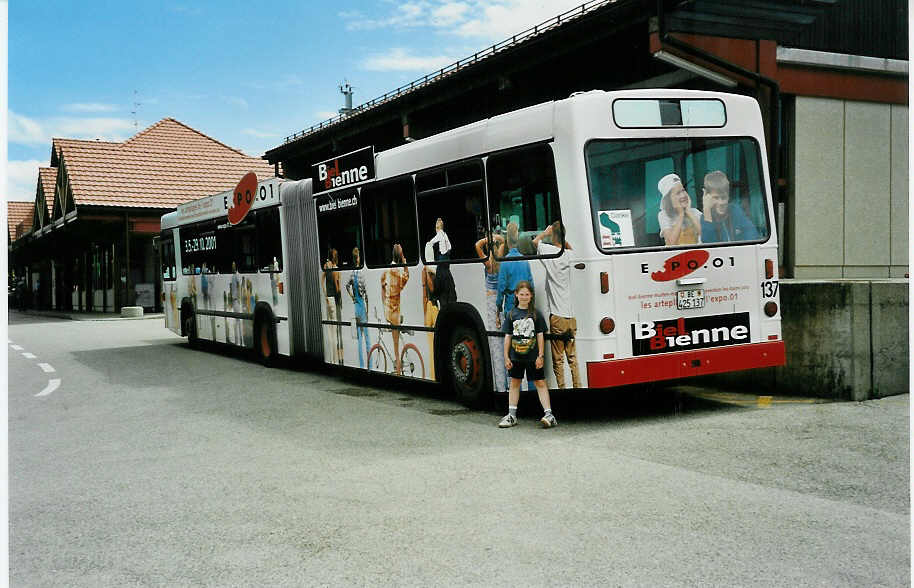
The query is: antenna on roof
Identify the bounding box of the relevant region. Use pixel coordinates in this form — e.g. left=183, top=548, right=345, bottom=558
left=339, top=81, right=354, bottom=117
left=131, top=90, right=142, bottom=130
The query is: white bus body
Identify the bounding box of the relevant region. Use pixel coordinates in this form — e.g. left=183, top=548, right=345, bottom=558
left=162, top=89, right=784, bottom=403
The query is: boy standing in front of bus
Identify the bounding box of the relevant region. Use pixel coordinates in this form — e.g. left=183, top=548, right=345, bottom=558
left=495, top=222, right=535, bottom=391
left=532, top=221, right=580, bottom=389
left=498, top=281, right=556, bottom=428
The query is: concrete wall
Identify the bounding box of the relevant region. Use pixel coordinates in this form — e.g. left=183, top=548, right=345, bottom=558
left=790, top=97, right=908, bottom=279
left=696, top=280, right=909, bottom=400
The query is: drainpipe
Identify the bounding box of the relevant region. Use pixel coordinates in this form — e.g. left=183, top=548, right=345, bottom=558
left=655, top=0, right=781, bottom=201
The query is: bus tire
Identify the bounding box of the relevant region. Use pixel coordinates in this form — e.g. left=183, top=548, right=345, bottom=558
left=182, top=304, right=199, bottom=349
left=255, top=315, right=277, bottom=367
left=447, top=325, right=489, bottom=409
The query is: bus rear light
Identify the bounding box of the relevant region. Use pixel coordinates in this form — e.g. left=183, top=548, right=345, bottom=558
left=764, top=301, right=778, bottom=317
left=768, top=334, right=779, bottom=341
left=599, top=317, right=615, bottom=334
left=765, top=259, right=774, bottom=279
left=600, top=272, right=609, bottom=293
left=603, top=353, right=614, bottom=359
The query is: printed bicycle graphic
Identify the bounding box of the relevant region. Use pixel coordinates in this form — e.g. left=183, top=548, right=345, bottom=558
left=366, top=307, right=425, bottom=378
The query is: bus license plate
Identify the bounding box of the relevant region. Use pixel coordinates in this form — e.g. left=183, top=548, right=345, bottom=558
left=677, top=289, right=704, bottom=310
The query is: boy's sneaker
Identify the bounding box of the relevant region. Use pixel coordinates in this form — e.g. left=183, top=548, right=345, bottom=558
left=540, top=413, right=557, bottom=428
left=498, top=414, right=517, bottom=428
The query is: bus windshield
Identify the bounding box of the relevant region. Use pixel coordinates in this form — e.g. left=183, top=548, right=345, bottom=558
left=585, top=137, right=770, bottom=251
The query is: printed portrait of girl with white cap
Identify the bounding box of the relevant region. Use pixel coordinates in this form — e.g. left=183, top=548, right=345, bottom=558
left=657, top=173, right=703, bottom=246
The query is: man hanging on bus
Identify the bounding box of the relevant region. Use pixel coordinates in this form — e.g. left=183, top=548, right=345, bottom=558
left=700, top=171, right=760, bottom=243
left=532, top=220, right=580, bottom=389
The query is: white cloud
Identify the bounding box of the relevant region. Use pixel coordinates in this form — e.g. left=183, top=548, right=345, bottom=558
left=61, top=103, right=119, bottom=113
left=431, top=2, right=470, bottom=26
left=6, top=160, right=48, bottom=202
left=341, top=2, right=430, bottom=30
left=313, top=111, right=342, bottom=122
left=342, top=1, right=589, bottom=40
left=8, top=111, right=136, bottom=146
left=222, top=96, right=249, bottom=109
left=362, top=47, right=460, bottom=72
left=9, top=112, right=46, bottom=145
left=241, top=128, right=278, bottom=138
left=453, top=0, right=585, bottom=39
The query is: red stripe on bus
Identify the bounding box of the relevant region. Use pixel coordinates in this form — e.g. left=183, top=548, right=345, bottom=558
left=586, top=341, right=786, bottom=388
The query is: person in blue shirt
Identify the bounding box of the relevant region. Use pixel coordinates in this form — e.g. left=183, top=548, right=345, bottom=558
left=495, top=222, right=535, bottom=392
left=700, top=171, right=761, bottom=243
left=495, top=222, right=534, bottom=320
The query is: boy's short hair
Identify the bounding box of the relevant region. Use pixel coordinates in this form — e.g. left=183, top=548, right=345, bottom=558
left=506, top=222, right=519, bottom=248
left=551, top=220, right=565, bottom=246
left=703, top=170, right=730, bottom=195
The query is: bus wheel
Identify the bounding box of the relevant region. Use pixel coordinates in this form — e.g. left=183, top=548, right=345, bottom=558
left=256, top=318, right=277, bottom=367
left=400, top=343, right=425, bottom=379
left=448, top=326, right=489, bottom=408
left=367, top=344, right=387, bottom=373
left=184, top=309, right=199, bottom=349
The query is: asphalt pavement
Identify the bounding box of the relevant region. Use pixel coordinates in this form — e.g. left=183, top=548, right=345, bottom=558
left=7, top=310, right=910, bottom=587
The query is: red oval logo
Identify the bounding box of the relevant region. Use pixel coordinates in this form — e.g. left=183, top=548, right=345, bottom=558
left=651, top=250, right=710, bottom=282
left=228, top=172, right=257, bottom=225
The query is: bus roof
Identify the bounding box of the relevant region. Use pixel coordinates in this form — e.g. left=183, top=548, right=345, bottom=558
left=161, top=176, right=283, bottom=229
left=374, top=89, right=761, bottom=180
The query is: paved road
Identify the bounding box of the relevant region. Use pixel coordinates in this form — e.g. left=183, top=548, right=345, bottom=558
left=8, top=311, right=910, bottom=587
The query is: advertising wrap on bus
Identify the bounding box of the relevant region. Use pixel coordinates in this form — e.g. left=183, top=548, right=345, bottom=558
left=176, top=176, right=281, bottom=225
left=163, top=89, right=785, bottom=408
left=311, top=146, right=375, bottom=194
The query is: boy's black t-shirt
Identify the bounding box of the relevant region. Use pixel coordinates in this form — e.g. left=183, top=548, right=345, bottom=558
left=501, top=306, right=546, bottom=361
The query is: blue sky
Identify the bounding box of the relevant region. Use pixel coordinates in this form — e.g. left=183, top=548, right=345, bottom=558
left=7, top=0, right=587, bottom=201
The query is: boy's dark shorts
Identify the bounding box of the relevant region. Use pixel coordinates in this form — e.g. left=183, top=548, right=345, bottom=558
left=508, top=360, right=545, bottom=382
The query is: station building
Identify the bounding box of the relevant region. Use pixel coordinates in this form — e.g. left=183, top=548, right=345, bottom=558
left=265, top=0, right=908, bottom=280
left=8, top=119, right=275, bottom=312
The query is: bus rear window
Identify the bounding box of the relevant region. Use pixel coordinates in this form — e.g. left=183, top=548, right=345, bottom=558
left=585, top=137, right=769, bottom=251
left=613, top=99, right=725, bottom=127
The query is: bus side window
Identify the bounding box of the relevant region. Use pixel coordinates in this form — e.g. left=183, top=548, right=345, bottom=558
left=160, top=236, right=176, bottom=281
left=315, top=188, right=363, bottom=271
left=415, top=159, right=486, bottom=263
left=486, top=144, right=562, bottom=258
left=256, top=207, right=283, bottom=272
left=235, top=226, right=257, bottom=273
left=362, top=178, right=418, bottom=268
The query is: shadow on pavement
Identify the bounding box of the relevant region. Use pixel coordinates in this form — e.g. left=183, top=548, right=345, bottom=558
left=69, top=337, right=742, bottom=426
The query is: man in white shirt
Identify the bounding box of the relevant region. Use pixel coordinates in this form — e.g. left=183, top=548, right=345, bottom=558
left=427, top=217, right=451, bottom=260
left=532, top=221, right=580, bottom=389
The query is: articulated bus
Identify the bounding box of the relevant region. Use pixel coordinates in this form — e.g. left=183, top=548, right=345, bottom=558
left=161, top=89, right=785, bottom=407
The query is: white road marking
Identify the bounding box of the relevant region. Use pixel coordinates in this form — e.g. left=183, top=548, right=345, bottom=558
left=22, top=352, right=36, bottom=359
left=35, top=379, right=61, bottom=397
left=10, top=345, right=23, bottom=351
left=38, top=363, right=56, bottom=373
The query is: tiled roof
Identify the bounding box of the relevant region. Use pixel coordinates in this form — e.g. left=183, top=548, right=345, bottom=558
left=52, top=118, right=275, bottom=209
left=8, top=201, right=33, bottom=242
left=38, top=167, right=56, bottom=219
